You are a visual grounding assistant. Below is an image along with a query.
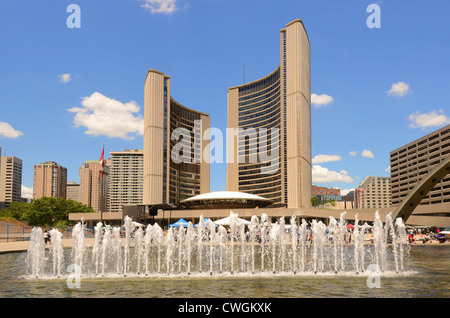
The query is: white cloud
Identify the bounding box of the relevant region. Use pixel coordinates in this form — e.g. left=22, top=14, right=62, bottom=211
left=361, top=149, right=375, bottom=158
left=387, top=81, right=411, bottom=97
left=312, top=165, right=354, bottom=183
left=311, top=93, right=334, bottom=108
left=142, top=0, right=177, bottom=14
left=408, top=109, right=450, bottom=129
left=58, top=73, right=72, bottom=83
left=67, top=92, right=144, bottom=140
left=21, top=185, right=33, bottom=200
left=312, top=154, right=342, bottom=164
left=0, top=122, right=23, bottom=138
left=349, top=151, right=357, bottom=157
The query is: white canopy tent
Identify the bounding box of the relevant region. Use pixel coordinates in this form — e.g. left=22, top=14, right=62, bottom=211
left=214, top=216, right=251, bottom=226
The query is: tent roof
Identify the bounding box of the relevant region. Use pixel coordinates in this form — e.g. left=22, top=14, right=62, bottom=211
left=169, top=218, right=189, bottom=227
left=181, top=191, right=271, bottom=202
left=214, top=216, right=251, bottom=226
left=194, top=218, right=218, bottom=227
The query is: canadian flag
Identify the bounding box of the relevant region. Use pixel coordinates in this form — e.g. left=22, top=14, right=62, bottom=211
left=99, top=146, right=104, bottom=180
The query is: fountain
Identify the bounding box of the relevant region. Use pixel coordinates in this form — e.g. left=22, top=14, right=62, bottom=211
left=71, top=220, right=87, bottom=276
left=26, top=210, right=411, bottom=279
left=92, top=222, right=102, bottom=276
left=134, top=225, right=144, bottom=275
left=249, top=215, right=258, bottom=274
left=206, top=218, right=216, bottom=275
left=101, top=224, right=111, bottom=276
left=50, top=228, right=64, bottom=277
left=217, top=225, right=227, bottom=274
left=27, top=227, right=45, bottom=278
left=185, top=222, right=195, bottom=275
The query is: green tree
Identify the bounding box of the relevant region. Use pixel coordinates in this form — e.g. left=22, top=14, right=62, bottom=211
left=311, top=196, right=319, bottom=207
left=0, top=201, right=30, bottom=221
left=21, top=197, right=94, bottom=227
left=329, top=198, right=336, bottom=207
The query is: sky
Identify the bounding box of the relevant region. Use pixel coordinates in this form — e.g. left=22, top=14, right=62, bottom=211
left=0, top=0, right=449, bottom=200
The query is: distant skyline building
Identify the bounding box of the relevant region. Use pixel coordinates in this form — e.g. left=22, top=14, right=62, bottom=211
left=143, top=69, right=210, bottom=205
left=66, top=181, right=81, bottom=202
left=79, top=160, right=108, bottom=212
left=0, top=152, right=23, bottom=209
left=312, top=185, right=340, bottom=197
left=357, top=176, right=391, bottom=209
left=33, top=161, right=67, bottom=200
left=109, top=149, right=143, bottom=213
left=390, top=124, right=450, bottom=206
left=226, top=19, right=311, bottom=208
left=312, top=185, right=343, bottom=207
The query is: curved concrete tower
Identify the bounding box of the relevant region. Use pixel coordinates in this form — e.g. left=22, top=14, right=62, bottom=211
left=226, top=19, right=311, bottom=208
left=143, top=69, right=210, bottom=205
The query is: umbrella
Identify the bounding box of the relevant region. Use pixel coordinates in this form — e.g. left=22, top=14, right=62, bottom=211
left=169, top=218, right=189, bottom=228
left=347, top=224, right=354, bottom=229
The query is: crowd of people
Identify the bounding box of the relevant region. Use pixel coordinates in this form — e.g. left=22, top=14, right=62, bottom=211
left=407, top=227, right=447, bottom=244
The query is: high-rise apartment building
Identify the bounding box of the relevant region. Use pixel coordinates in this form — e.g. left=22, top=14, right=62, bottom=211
left=0, top=155, right=23, bottom=209
left=390, top=124, right=450, bottom=206
left=33, top=161, right=67, bottom=199
left=109, top=149, right=143, bottom=213
left=356, top=176, right=391, bottom=209
left=79, top=160, right=108, bottom=212
left=143, top=70, right=210, bottom=205
left=226, top=19, right=311, bottom=208
left=66, top=181, right=81, bottom=202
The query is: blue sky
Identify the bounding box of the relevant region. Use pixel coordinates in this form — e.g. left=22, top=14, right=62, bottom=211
left=0, top=0, right=449, bottom=199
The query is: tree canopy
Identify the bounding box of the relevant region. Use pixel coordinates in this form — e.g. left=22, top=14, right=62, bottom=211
left=0, top=197, right=94, bottom=227
left=311, top=196, right=319, bottom=207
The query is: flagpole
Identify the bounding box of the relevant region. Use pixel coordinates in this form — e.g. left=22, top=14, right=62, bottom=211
left=100, top=145, right=105, bottom=224
left=100, top=172, right=103, bottom=224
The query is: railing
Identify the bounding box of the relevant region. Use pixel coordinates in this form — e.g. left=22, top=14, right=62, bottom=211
left=0, top=222, right=101, bottom=242
left=0, top=217, right=29, bottom=227
left=0, top=223, right=33, bottom=242
left=0, top=224, right=95, bottom=242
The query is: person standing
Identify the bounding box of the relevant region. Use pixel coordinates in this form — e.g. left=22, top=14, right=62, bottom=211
left=44, top=230, right=49, bottom=244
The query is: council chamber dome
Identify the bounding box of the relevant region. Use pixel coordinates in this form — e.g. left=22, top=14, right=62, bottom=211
left=179, top=191, right=274, bottom=209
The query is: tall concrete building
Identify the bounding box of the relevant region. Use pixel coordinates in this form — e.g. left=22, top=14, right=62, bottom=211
left=390, top=124, right=450, bottom=206
left=66, top=181, right=81, bottom=202
left=79, top=160, right=108, bottom=212
left=226, top=19, right=311, bottom=208
left=33, top=161, right=67, bottom=199
left=0, top=154, right=23, bottom=209
left=356, top=176, right=391, bottom=209
left=143, top=69, right=210, bottom=205
left=109, top=149, right=143, bottom=213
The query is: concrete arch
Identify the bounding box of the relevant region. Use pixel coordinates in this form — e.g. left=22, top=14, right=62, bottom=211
left=393, top=155, right=450, bottom=222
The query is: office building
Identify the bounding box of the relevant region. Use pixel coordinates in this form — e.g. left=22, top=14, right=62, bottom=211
left=33, top=161, right=67, bottom=199
left=357, top=176, right=391, bottom=209
left=143, top=69, right=210, bottom=205
left=66, top=181, right=81, bottom=202
left=390, top=124, right=450, bottom=206
left=0, top=154, right=23, bottom=209
left=109, top=149, right=143, bottom=213
left=79, top=160, right=108, bottom=212
left=226, top=19, right=311, bottom=208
